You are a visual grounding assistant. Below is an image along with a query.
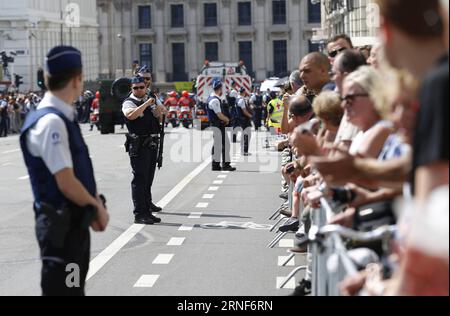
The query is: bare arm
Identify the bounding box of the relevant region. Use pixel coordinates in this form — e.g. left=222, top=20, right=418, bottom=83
left=217, top=112, right=230, bottom=124
left=243, top=108, right=253, bottom=119
left=125, top=99, right=152, bottom=121
left=281, top=94, right=290, bottom=135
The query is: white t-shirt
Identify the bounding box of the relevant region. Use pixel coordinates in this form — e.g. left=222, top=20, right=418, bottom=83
left=208, top=95, right=222, bottom=114
left=229, top=89, right=239, bottom=99
left=237, top=97, right=247, bottom=110
left=26, top=93, right=76, bottom=175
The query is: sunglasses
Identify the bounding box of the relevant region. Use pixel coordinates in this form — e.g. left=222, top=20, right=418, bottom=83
left=329, top=47, right=347, bottom=58
left=341, top=93, right=369, bottom=103
left=133, top=86, right=146, bottom=91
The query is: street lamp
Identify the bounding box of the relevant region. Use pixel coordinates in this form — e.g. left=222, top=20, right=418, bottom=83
left=117, top=33, right=126, bottom=76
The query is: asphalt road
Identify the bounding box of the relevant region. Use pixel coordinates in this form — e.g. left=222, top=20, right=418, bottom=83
left=0, top=125, right=305, bottom=296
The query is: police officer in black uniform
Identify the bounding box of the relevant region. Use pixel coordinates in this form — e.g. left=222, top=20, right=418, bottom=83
left=236, top=87, right=253, bottom=156
left=208, top=81, right=237, bottom=172
left=122, top=76, right=168, bottom=225
left=20, top=46, right=109, bottom=296
left=250, top=88, right=263, bottom=131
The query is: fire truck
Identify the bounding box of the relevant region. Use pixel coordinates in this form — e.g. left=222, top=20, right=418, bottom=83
left=194, top=62, right=252, bottom=130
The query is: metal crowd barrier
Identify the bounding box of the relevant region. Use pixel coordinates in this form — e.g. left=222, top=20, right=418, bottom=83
left=278, top=196, right=396, bottom=296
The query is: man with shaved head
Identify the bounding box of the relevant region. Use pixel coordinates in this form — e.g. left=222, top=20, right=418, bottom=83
left=299, top=52, right=335, bottom=95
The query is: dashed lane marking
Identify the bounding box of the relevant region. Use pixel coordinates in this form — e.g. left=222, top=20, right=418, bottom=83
left=189, top=212, right=203, bottom=219
left=2, top=149, right=20, bottom=154
left=208, top=186, right=219, bottom=191
left=202, top=194, right=214, bottom=199
left=278, top=256, right=295, bottom=267
left=134, top=275, right=160, bottom=288
left=153, top=254, right=174, bottom=265
left=178, top=224, right=194, bottom=231
left=167, top=237, right=185, bottom=246
left=276, top=277, right=296, bottom=290
left=217, top=175, right=227, bottom=179
left=279, top=239, right=295, bottom=248
left=18, top=175, right=29, bottom=180
left=196, top=203, right=209, bottom=208
left=213, top=180, right=223, bottom=185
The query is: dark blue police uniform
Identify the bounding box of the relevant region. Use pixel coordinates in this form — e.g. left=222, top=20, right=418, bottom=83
left=123, top=81, right=162, bottom=223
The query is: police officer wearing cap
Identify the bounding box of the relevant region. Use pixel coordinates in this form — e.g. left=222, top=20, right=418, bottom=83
left=236, top=87, right=253, bottom=156
left=122, top=76, right=168, bottom=225
left=20, top=46, right=109, bottom=296
left=207, top=81, right=236, bottom=172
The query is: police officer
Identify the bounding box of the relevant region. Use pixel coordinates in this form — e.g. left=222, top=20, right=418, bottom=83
left=208, top=81, right=236, bottom=172
left=250, top=88, right=263, bottom=131
left=122, top=76, right=168, bottom=225
left=236, top=87, right=253, bottom=156
left=227, top=81, right=239, bottom=143
left=20, top=46, right=109, bottom=296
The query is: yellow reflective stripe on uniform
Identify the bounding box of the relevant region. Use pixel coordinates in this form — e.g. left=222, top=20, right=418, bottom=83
left=267, top=99, right=284, bottom=128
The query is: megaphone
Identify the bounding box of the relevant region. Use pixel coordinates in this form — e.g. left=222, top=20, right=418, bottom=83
left=111, top=77, right=132, bottom=101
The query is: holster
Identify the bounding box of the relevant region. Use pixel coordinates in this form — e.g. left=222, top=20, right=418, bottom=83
left=142, top=136, right=159, bottom=151
left=125, top=134, right=141, bottom=157
left=37, top=202, right=72, bottom=249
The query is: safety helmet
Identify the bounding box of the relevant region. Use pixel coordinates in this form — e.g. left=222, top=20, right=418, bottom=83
left=182, top=91, right=189, bottom=98
left=95, top=91, right=101, bottom=99
left=169, top=91, right=178, bottom=98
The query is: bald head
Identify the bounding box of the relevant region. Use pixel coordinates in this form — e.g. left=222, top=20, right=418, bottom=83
left=299, top=53, right=331, bottom=92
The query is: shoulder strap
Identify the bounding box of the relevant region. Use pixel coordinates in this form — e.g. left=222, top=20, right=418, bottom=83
left=21, top=107, right=70, bottom=136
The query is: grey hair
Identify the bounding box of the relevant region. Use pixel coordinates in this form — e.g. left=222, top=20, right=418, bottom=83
left=289, top=70, right=302, bottom=86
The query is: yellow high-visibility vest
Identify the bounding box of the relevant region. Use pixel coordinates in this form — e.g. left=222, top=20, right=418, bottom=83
left=267, top=98, right=284, bottom=128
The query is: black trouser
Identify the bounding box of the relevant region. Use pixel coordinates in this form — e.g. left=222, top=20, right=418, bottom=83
left=130, top=144, right=158, bottom=218
left=35, top=212, right=90, bottom=296
left=253, top=108, right=262, bottom=131
left=0, top=117, right=8, bottom=137
left=212, top=124, right=231, bottom=167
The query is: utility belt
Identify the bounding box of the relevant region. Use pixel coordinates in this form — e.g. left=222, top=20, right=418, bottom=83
left=35, top=195, right=106, bottom=249
left=125, top=133, right=160, bottom=157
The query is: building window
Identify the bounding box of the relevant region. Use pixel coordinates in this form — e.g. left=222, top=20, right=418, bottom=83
left=140, top=43, right=153, bottom=69
left=272, top=0, right=286, bottom=25
left=138, top=6, right=152, bottom=29
left=238, top=2, right=252, bottom=26
left=308, top=1, right=321, bottom=24
left=172, top=43, right=187, bottom=81
left=239, top=41, right=253, bottom=75
left=171, top=4, right=184, bottom=28
left=205, top=42, right=219, bottom=61
left=204, top=3, right=218, bottom=27
left=273, top=40, right=287, bottom=77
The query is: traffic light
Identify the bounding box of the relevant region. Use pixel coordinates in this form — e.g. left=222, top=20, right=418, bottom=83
left=14, top=74, right=24, bottom=89
left=37, top=68, right=46, bottom=91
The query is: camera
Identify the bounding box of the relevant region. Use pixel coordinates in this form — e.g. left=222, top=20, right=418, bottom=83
left=330, top=188, right=356, bottom=204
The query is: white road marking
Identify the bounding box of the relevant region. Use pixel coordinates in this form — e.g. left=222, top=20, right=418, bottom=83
left=2, top=149, right=20, bottom=154
left=276, top=277, right=296, bottom=290
left=202, top=194, right=214, bottom=199
left=213, top=180, right=223, bottom=185
left=179, top=224, right=194, bottom=231
left=195, top=202, right=209, bottom=208
left=221, top=171, right=230, bottom=174
left=278, top=256, right=295, bottom=267
left=134, top=275, right=160, bottom=288
left=86, top=158, right=212, bottom=281
left=153, top=254, right=174, bottom=265
left=167, top=237, right=185, bottom=246
left=1, top=163, right=12, bottom=167
left=208, top=186, right=219, bottom=191
left=230, top=163, right=236, bottom=166
left=189, top=212, right=203, bottom=219
left=279, top=239, right=295, bottom=248
left=217, top=175, right=227, bottom=179
left=18, top=175, right=29, bottom=180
